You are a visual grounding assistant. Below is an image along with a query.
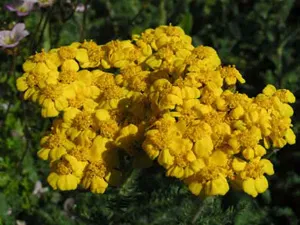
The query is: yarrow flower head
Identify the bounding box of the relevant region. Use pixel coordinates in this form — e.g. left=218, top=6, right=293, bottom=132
left=0, top=23, right=29, bottom=48
left=17, top=25, right=296, bottom=197
left=5, top=0, right=36, bottom=16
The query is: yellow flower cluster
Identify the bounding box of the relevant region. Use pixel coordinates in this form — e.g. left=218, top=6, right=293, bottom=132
left=16, top=25, right=296, bottom=197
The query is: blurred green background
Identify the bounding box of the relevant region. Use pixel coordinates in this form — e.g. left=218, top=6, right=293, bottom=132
left=0, top=0, right=300, bottom=224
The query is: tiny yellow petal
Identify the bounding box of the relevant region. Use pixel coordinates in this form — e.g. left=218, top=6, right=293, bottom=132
left=188, top=182, right=203, bottom=196
left=167, top=166, right=184, bottom=179
left=91, top=177, right=108, bottom=194
left=23, top=61, right=36, bottom=72
left=41, top=101, right=59, bottom=118
left=263, top=84, right=276, bottom=96
left=232, top=158, right=246, bottom=171
left=255, top=176, right=268, bottom=194
left=57, top=175, right=78, bottom=190
left=285, top=128, right=296, bottom=145
left=37, top=148, right=50, bottom=160
left=193, top=136, right=213, bottom=158
left=16, top=77, right=28, bottom=91
left=205, top=176, right=229, bottom=196
left=260, top=159, right=274, bottom=175
left=254, top=145, right=266, bottom=157
left=243, top=178, right=258, bottom=197
left=210, top=150, right=228, bottom=167
left=47, top=172, right=59, bottom=190
left=95, top=109, right=111, bottom=121
left=158, top=149, right=174, bottom=167
left=76, top=49, right=89, bottom=63
left=61, top=59, right=79, bottom=71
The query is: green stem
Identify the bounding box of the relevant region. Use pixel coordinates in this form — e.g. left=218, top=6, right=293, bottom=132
left=16, top=100, right=34, bottom=172
left=191, top=201, right=203, bottom=224
left=277, top=28, right=300, bottom=87
left=158, top=0, right=167, bottom=25
left=9, top=50, right=17, bottom=78
left=106, top=0, right=119, bottom=38
left=191, top=197, right=214, bottom=224
left=129, top=2, right=148, bottom=26
left=80, top=0, right=90, bottom=41
left=9, top=51, right=32, bottom=172
left=4, top=51, right=17, bottom=126
left=36, top=8, right=52, bottom=51
left=265, top=148, right=280, bottom=159
left=29, top=11, right=45, bottom=53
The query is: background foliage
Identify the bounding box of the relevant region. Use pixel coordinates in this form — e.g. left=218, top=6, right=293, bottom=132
left=0, top=0, right=300, bottom=224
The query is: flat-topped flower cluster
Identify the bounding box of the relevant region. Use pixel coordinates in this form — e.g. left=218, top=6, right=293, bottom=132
left=16, top=25, right=296, bottom=197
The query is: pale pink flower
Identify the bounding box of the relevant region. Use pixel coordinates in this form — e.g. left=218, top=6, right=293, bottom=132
left=0, top=23, right=29, bottom=48
left=5, top=0, right=37, bottom=16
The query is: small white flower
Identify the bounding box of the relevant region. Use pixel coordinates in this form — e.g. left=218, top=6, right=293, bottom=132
left=0, top=23, right=29, bottom=48
left=32, top=180, right=49, bottom=197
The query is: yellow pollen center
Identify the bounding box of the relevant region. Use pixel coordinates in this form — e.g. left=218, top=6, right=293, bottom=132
left=194, top=47, right=212, bottom=60
left=81, top=41, right=98, bottom=50
left=56, top=160, right=72, bottom=175
left=98, top=120, right=119, bottom=138
left=72, top=112, right=92, bottom=130
left=183, top=122, right=211, bottom=142
left=225, top=93, right=250, bottom=109
left=166, top=27, right=181, bottom=36
left=17, top=6, right=27, bottom=13
left=203, top=112, right=225, bottom=126
left=59, top=70, right=78, bottom=84
left=47, top=134, right=61, bottom=148
left=33, top=51, right=47, bottom=62
left=42, top=85, right=63, bottom=100
left=69, top=147, right=90, bottom=161
left=68, top=97, right=84, bottom=109
left=59, top=46, right=77, bottom=60
left=242, top=162, right=264, bottom=179
left=102, top=85, right=124, bottom=100
left=26, top=73, right=39, bottom=87
left=86, top=162, right=107, bottom=179
left=195, top=166, right=222, bottom=183
left=175, top=154, right=188, bottom=167
left=88, top=48, right=103, bottom=62
left=96, top=74, right=115, bottom=89
left=158, top=47, right=173, bottom=59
